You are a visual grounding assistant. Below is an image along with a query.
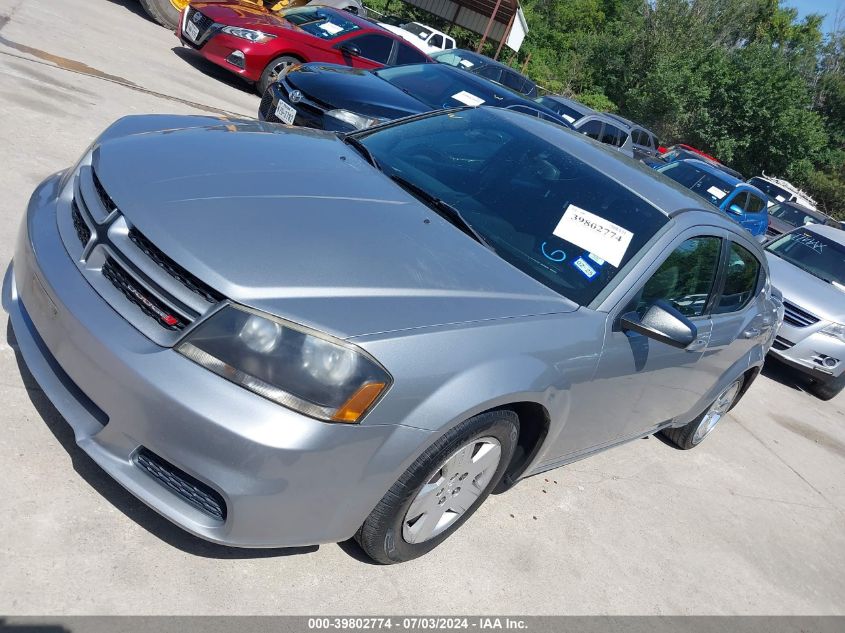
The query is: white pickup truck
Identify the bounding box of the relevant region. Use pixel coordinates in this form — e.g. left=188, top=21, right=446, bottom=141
left=378, top=21, right=456, bottom=54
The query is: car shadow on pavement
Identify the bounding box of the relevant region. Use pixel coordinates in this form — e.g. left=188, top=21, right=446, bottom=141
left=760, top=357, right=811, bottom=392
left=170, top=47, right=259, bottom=96
left=6, top=323, right=317, bottom=560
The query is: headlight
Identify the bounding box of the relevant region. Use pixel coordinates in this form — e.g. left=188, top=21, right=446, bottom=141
left=325, top=109, right=385, bottom=130
left=821, top=322, right=845, bottom=343
left=177, top=306, right=391, bottom=423
left=221, top=26, right=276, bottom=43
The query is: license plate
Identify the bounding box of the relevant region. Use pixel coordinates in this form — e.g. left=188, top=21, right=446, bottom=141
left=185, top=21, right=200, bottom=42
left=275, top=100, right=297, bottom=125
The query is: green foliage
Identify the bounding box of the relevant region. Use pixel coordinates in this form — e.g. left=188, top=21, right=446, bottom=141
left=367, top=0, right=844, bottom=215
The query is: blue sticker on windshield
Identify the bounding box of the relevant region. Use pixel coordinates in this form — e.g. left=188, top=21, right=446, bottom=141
left=541, top=242, right=567, bottom=262
left=573, top=256, right=598, bottom=279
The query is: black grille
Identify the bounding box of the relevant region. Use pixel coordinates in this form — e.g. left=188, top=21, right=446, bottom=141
left=128, top=228, right=223, bottom=304
left=101, top=257, right=188, bottom=330
left=259, top=89, right=275, bottom=120
left=92, top=168, right=117, bottom=214
left=782, top=300, right=819, bottom=328
left=771, top=335, right=794, bottom=351
left=71, top=201, right=91, bottom=246
left=186, top=8, right=215, bottom=43
left=135, top=448, right=226, bottom=521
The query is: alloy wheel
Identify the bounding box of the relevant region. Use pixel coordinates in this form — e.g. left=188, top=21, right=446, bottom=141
left=402, top=437, right=502, bottom=544
left=693, top=379, right=743, bottom=444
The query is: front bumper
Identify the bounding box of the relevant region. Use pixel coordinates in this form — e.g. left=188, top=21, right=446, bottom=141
left=258, top=80, right=356, bottom=132
left=768, top=320, right=845, bottom=383
left=4, top=172, right=432, bottom=548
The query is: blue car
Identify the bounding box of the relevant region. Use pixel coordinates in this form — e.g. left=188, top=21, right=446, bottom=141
left=657, top=159, right=769, bottom=240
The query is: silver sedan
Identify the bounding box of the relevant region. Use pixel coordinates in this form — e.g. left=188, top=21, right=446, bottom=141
left=5, top=107, right=781, bottom=563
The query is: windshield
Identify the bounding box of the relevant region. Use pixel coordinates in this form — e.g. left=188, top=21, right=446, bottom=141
left=767, top=230, right=845, bottom=286
left=658, top=162, right=734, bottom=207
left=769, top=203, right=822, bottom=228
left=430, top=50, right=484, bottom=71
left=406, top=22, right=433, bottom=39
left=535, top=98, right=585, bottom=124
left=748, top=177, right=791, bottom=203
left=282, top=7, right=360, bottom=39
left=355, top=108, right=669, bottom=305
left=375, top=65, right=495, bottom=109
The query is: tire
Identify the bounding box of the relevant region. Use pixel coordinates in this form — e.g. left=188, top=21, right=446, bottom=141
left=355, top=409, right=519, bottom=564
left=139, top=0, right=185, bottom=30
left=809, top=373, right=845, bottom=401
left=661, top=376, right=745, bottom=450
left=258, top=56, right=301, bottom=96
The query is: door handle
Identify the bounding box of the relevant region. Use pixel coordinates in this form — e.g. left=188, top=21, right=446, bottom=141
left=743, top=328, right=761, bottom=339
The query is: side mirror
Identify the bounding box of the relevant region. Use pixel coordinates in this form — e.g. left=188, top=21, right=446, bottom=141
left=620, top=300, right=698, bottom=349
left=339, top=43, right=361, bottom=57
left=727, top=203, right=744, bottom=215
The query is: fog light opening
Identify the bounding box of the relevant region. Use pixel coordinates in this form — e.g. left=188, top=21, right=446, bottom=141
left=823, top=357, right=839, bottom=368
left=226, top=50, right=246, bottom=69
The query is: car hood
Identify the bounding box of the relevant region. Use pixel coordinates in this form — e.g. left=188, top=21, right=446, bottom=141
left=191, top=1, right=288, bottom=29
left=765, top=252, right=845, bottom=322
left=287, top=64, right=430, bottom=120
left=92, top=120, right=576, bottom=339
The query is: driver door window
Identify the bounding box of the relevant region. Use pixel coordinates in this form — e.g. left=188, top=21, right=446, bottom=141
left=345, top=34, right=394, bottom=64
left=635, top=236, right=722, bottom=318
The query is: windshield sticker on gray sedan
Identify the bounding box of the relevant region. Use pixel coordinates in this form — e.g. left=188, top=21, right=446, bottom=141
left=451, top=91, right=485, bottom=106
left=540, top=242, right=566, bottom=262
left=572, top=256, right=598, bottom=279
left=795, top=232, right=825, bottom=253
left=553, top=204, right=633, bottom=267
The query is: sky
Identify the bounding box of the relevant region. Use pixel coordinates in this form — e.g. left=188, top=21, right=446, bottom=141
left=786, top=0, right=842, bottom=34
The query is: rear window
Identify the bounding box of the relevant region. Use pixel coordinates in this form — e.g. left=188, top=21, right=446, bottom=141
left=394, top=42, right=429, bottom=65
left=282, top=7, right=360, bottom=39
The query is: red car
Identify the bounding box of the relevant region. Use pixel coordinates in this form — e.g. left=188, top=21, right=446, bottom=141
left=658, top=143, right=721, bottom=164
left=178, top=2, right=432, bottom=94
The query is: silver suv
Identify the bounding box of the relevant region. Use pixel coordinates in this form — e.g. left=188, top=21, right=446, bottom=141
left=765, top=225, right=845, bottom=400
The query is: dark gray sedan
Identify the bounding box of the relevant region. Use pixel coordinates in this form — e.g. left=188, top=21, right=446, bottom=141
left=5, top=107, right=781, bottom=563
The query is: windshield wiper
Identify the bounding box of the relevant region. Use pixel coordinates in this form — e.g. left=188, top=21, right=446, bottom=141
left=388, top=174, right=494, bottom=250
left=341, top=135, right=380, bottom=170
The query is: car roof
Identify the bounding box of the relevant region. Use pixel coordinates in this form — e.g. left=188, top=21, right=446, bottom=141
left=473, top=108, right=715, bottom=217
left=802, top=223, right=845, bottom=244
left=542, top=96, right=596, bottom=116
left=604, top=113, right=655, bottom=136
left=579, top=113, right=633, bottom=131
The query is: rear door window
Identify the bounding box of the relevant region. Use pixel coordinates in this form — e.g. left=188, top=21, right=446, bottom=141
left=346, top=34, right=394, bottom=63
left=395, top=42, right=429, bottom=65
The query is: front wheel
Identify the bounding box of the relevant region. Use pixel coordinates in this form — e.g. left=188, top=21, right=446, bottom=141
left=139, top=0, right=187, bottom=30
left=258, top=56, right=301, bottom=95
left=355, top=410, right=519, bottom=564
left=661, top=377, right=745, bottom=450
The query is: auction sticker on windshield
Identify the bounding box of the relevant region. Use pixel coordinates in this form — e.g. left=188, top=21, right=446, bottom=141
left=707, top=186, right=727, bottom=200
left=553, top=204, right=633, bottom=267
left=275, top=100, right=297, bottom=125
left=451, top=91, right=485, bottom=106
left=319, top=22, right=344, bottom=34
